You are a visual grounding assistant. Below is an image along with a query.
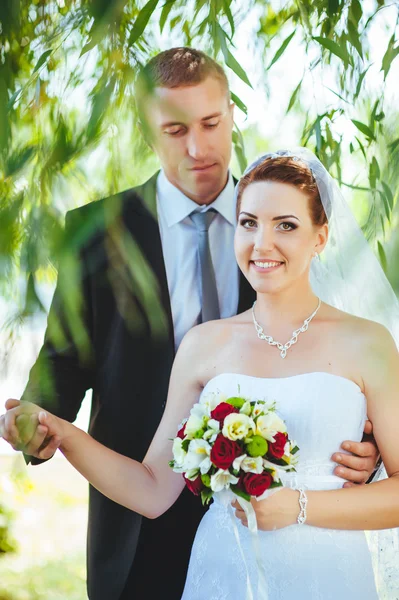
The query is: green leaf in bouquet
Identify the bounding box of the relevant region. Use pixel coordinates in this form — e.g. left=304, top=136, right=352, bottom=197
left=168, top=460, right=175, bottom=468
left=194, top=428, right=205, bottom=439
left=201, top=473, right=211, bottom=488
left=201, top=488, right=214, bottom=506
left=246, top=435, right=268, bottom=458
left=291, top=445, right=300, bottom=455
left=226, top=396, right=246, bottom=409
left=231, top=485, right=250, bottom=503
left=270, top=480, right=283, bottom=489
left=181, top=438, right=191, bottom=452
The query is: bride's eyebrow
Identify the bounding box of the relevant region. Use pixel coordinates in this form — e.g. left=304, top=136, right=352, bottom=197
left=272, top=214, right=301, bottom=222
left=239, top=211, right=257, bottom=219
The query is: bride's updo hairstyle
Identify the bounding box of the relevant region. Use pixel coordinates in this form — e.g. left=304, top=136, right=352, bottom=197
left=236, top=155, right=328, bottom=227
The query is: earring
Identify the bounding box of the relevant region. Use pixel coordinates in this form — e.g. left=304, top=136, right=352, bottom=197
left=313, top=251, right=318, bottom=258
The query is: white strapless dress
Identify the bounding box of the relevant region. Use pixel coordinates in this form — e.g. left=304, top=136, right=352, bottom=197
left=181, top=372, right=379, bottom=600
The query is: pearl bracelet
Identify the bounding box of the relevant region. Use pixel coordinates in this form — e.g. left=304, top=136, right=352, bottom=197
left=295, top=487, right=308, bottom=525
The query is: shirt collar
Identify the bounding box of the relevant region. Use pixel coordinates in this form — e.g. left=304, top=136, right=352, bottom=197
left=157, top=169, right=236, bottom=228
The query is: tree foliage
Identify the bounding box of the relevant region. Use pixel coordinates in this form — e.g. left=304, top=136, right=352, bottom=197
left=1, top=0, right=399, bottom=328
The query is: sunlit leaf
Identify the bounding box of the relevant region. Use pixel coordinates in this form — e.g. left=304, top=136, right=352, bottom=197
left=267, top=31, right=295, bottom=69
left=381, top=34, right=399, bottom=80
left=389, top=138, right=399, bottom=152
left=231, top=92, right=247, bottom=116
left=377, top=242, right=387, bottom=273
left=128, top=0, right=160, bottom=46
left=217, top=25, right=252, bottom=88
left=354, top=66, right=370, bottom=101
left=349, top=0, right=362, bottom=25
left=222, top=0, right=235, bottom=37
left=286, top=78, right=302, bottom=113
left=351, top=119, right=376, bottom=141
left=32, top=50, right=52, bottom=74
left=347, top=20, right=363, bottom=59
left=160, top=0, right=175, bottom=33
left=369, top=156, right=380, bottom=189
left=313, top=36, right=348, bottom=63
left=381, top=181, right=394, bottom=210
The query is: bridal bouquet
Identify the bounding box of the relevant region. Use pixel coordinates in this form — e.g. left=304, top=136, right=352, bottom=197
left=169, top=389, right=299, bottom=505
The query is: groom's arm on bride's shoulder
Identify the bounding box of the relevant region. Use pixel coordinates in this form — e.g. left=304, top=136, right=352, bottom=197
left=331, top=418, right=380, bottom=488
left=1, top=324, right=213, bottom=518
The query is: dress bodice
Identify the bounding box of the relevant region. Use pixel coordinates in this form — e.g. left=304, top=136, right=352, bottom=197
left=200, top=372, right=367, bottom=489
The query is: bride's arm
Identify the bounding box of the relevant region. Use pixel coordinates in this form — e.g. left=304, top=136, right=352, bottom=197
left=1, top=326, right=206, bottom=519
left=235, top=322, right=399, bottom=531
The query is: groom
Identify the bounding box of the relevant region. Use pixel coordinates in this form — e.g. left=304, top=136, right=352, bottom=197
left=2, top=48, right=378, bottom=600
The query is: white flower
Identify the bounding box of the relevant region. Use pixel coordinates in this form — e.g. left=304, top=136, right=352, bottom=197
left=183, top=439, right=212, bottom=473
left=185, top=413, right=205, bottom=437
left=239, top=401, right=252, bottom=416
left=256, top=412, right=287, bottom=442
left=172, top=438, right=187, bottom=467
left=210, top=469, right=239, bottom=492
left=232, top=453, right=263, bottom=473
left=241, top=456, right=264, bottom=474
left=199, top=390, right=227, bottom=415
left=252, top=402, right=266, bottom=418
left=222, top=413, right=256, bottom=441
left=203, top=418, right=220, bottom=443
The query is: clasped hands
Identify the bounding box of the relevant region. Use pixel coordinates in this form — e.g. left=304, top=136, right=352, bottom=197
left=0, top=399, right=65, bottom=459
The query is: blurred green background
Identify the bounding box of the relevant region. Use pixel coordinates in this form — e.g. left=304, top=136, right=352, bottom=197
left=1, top=1, right=399, bottom=598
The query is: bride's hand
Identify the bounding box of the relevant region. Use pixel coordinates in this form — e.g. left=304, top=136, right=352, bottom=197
left=232, top=488, right=299, bottom=531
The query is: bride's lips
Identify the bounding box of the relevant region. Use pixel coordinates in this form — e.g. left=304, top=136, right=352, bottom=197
left=250, top=260, right=284, bottom=273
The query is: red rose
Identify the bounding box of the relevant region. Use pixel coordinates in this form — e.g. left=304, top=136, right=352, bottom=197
left=210, top=434, right=242, bottom=470
left=183, top=474, right=203, bottom=496
left=268, top=432, right=288, bottom=460
left=177, top=422, right=187, bottom=439
left=239, top=472, right=273, bottom=497
left=210, top=402, right=239, bottom=425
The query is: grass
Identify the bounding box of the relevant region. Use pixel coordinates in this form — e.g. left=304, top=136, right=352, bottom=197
left=0, top=454, right=88, bottom=600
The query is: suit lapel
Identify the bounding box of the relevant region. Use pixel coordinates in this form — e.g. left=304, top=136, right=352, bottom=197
left=125, top=173, right=175, bottom=355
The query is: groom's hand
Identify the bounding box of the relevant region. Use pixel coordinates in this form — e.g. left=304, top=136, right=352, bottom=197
left=0, top=399, right=60, bottom=459
left=331, top=419, right=379, bottom=487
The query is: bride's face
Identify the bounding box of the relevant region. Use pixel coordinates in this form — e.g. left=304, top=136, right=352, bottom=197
left=234, top=180, right=328, bottom=294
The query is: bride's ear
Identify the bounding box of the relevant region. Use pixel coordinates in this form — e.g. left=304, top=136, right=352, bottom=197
left=315, top=223, right=329, bottom=255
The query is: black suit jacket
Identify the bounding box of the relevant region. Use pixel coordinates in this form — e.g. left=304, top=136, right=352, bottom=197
left=22, top=172, right=256, bottom=600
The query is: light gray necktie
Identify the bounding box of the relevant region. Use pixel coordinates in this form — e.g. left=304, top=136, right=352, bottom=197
left=190, top=209, right=220, bottom=323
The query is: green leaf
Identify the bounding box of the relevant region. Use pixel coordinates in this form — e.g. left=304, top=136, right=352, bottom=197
left=313, top=36, right=348, bottom=63
left=200, top=488, right=214, bottom=506
left=286, top=79, right=302, bottom=113
left=325, top=86, right=350, bottom=104
left=377, top=241, right=387, bottom=273
left=222, top=0, right=235, bottom=37
left=379, top=191, right=391, bottom=223
left=389, top=138, right=399, bottom=152
left=354, top=66, right=370, bottom=101
left=355, top=136, right=366, bottom=159
left=349, top=0, right=362, bottom=25
left=267, top=31, right=295, bottom=69
left=382, top=34, right=399, bottom=80
left=369, top=156, right=380, bottom=188
left=347, top=20, right=363, bottom=59
left=181, top=438, right=190, bottom=452
left=381, top=181, right=394, bottom=210
left=217, top=24, right=252, bottom=88
left=160, top=0, right=175, bottom=33
left=231, top=485, right=251, bottom=502
left=128, top=0, right=160, bottom=47
left=4, top=146, right=35, bottom=178
left=231, top=92, right=247, bottom=116
left=351, top=119, right=376, bottom=141
left=7, top=89, right=22, bottom=111
left=32, top=49, right=52, bottom=74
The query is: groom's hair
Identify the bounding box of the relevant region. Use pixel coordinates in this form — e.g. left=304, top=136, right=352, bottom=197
left=135, top=47, right=230, bottom=125
left=236, top=156, right=328, bottom=226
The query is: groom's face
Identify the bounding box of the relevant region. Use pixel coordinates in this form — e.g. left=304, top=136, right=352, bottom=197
left=144, top=77, right=234, bottom=205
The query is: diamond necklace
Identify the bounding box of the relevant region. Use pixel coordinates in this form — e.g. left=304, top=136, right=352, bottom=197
left=251, top=298, right=322, bottom=359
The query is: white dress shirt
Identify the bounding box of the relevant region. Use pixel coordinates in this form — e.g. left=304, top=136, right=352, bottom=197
left=156, top=170, right=240, bottom=349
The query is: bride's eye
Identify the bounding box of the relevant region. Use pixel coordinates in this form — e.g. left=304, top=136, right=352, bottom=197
left=239, top=218, right=257, bottom=229
left=278, top=222, right=297, bottom=231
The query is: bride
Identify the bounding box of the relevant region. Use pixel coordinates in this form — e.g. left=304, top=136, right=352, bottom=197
left=2, top=149, right=399, bottom=599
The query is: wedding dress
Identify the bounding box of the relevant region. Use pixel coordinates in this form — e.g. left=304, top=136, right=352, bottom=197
left=181, top=372, right=379, bottom=600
